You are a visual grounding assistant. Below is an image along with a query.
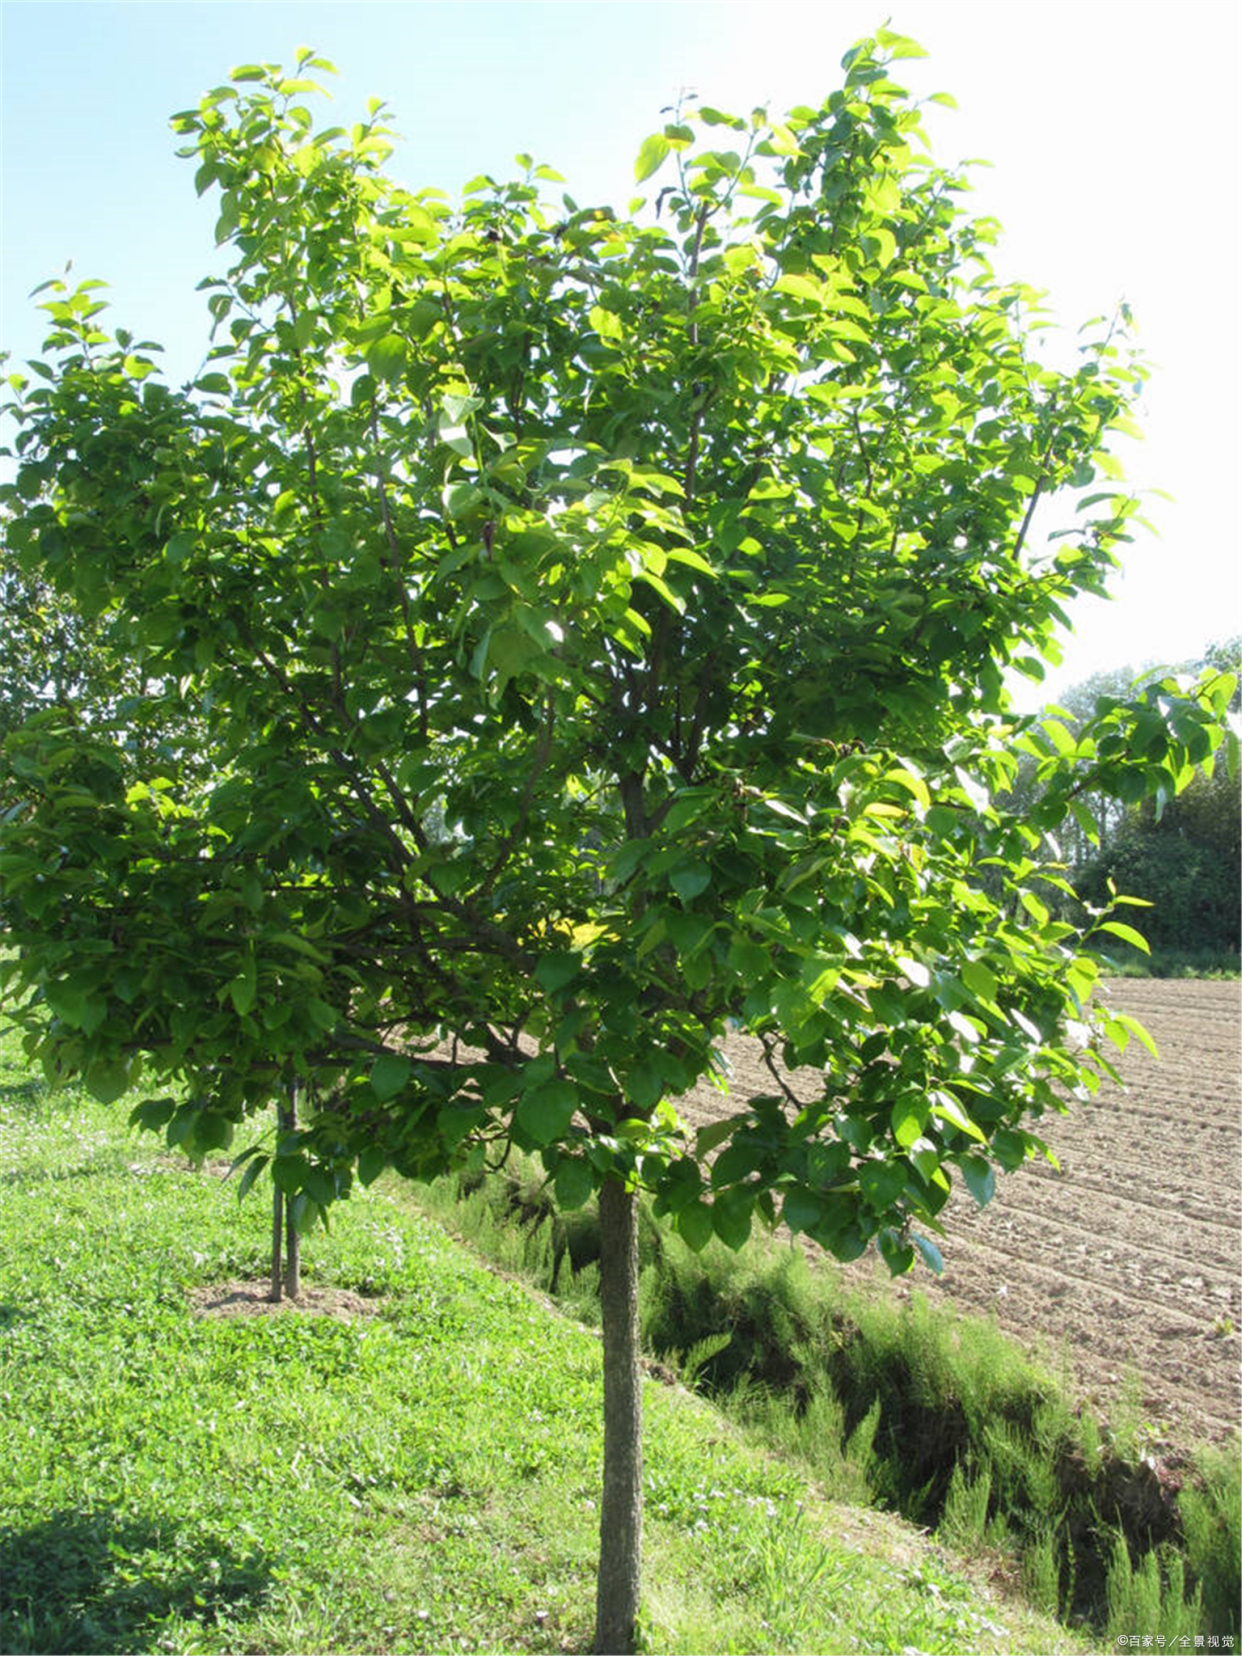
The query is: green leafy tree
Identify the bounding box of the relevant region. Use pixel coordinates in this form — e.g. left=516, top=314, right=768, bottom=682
left=1, top=35, right=1235, bottom=1652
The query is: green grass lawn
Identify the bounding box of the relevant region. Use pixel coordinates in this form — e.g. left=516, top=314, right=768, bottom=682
left=0, top=1030, right=1090, bottom=1656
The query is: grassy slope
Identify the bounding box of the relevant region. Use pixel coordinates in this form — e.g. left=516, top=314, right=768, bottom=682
left=0, top=1032, right=1090, bottom=1656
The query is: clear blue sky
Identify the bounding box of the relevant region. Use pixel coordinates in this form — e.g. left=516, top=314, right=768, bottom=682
left=3, top=1, right=1239, bottom=704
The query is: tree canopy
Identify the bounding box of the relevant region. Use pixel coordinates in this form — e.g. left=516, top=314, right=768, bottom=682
left=1, top=32, right=1236, bottom=1651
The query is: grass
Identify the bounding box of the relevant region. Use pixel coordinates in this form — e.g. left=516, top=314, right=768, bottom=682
left=408, top=1156, right=1241, bottom=1645
left=0, top=1029, right=1089, bottom=1656
left=1104, top=947, right=1240, bottom=979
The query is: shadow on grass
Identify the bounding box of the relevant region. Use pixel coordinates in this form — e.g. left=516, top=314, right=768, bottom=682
left=0, top=1074, right=72, bottom=1115
left=0, top=1157, right=133, bottom=1190
left=0, top=1508, right=274, bottom=1654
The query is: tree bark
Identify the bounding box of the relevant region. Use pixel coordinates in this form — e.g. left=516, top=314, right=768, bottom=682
left=593, top=1175, right=643, bottom=1655
left=281, top=1087, right=300, bottom=1299
left=269, top=1184, right=284, bottom=1302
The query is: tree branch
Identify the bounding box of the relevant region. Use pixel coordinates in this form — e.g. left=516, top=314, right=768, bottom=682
left=684, top=202, right=710, bottom=503
left=369, top=403, right=430, bottom=739
left=477, top=690, right=556, bottom=900
left=759, top=1033, right=802, bottom=1110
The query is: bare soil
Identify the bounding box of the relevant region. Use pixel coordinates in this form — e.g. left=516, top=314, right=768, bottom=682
left=676, top=978, right=1242, bottom=1454
left=189, top=1279, right=380, bottom=1320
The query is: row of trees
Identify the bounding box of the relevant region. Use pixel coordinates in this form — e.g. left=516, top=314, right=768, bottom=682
left=1, top=33, right=1236, bottom=1652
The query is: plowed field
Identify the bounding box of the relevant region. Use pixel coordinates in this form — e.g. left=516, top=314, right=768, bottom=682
left=677, top=979, right=1241, bottom=1453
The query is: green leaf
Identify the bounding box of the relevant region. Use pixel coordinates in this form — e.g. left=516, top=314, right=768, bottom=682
left=636, top=569, right=684, bottom=613
left=555, top=1157, right=594, bottom=1210
left=165, top=1106, right=196, bottom=1149
left=883, top=767, right=930, bottom=808
left=227, top=959, right=257, bottom=1016
left=907, top=1137, right=942, bottom=1184
left=371, top=1052, right=411, bottom=1100
left=442, top=390, right=480, bottom=425
left=358, top=1146, right=386, bottom=1187
left=782, top=1188, right=826, bottom=1234
left=1098, top=920, right=1150, bottom=954
left=669, top=862, right=711, bottom=902
left=695, top=1117, right=741, bottom=1157
left=366, top=334, right=407, bottom=382
left=958, top=1156, right=996, bottom=1207
left=270, top=931, right=331, bottom=964
left=516, top=1081, right=579, bottom=1145
left=46, top=980, right=88, bottom=1028
left=930, top=1092, right=986, bottom=1143
left=711, top=1192, right=752, bottom=1250
left=991, top=1128, right=1028, bottom=1172
left=765, top=123, right=800, bottom=157
left=960, top=959, right=998, bottom=1004
left=821, top=1223, right=868, bottom=1264
left=303, top=1166, right=336, bottom=1206
left=272, top=1154, right=308, bottom=1195
left=129, top=1097, right=176, bottom=1133
left=589, top=305, right=624, bottom=342
left=1108, top=1011, right=1158, bottom=1059
left=164, top=531, right=195, bottom=564
left=84, top=1061, right=131, bottom=1105
left=890, top=1097, right=925, bottom=1149
left=291, top=1192, right=321, bottom=1234
left=859, top=1161, right=906, bottom=1211
left=665, top=548, right=716, bottom=577
left=1020, top=891, right=1050, bottom=927
left=192, top=1112, right=233, bottom=1155
left=634, top=132, right=671, bottom=182
left=306, top=998, right=338, bottom=1032
left=677, top=1200, right=714, bottom=1252
left=1069, top=799, right=1100, bottom=845
left=699, top=106, right=745, bottom=129
left=913, top=1234, right=944, bottom=1274
left=625, top=1059, right=663, bottom=1113
left=237, top=1154, right=268, bottom=1202
left=535, top=952, right=582, bottom=993
left=877, top=1228, right=916, bottom=1276
left=226, top=1143, right=265, bottom=1179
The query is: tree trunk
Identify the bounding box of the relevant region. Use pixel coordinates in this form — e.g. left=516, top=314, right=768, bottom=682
left=269, top=1184, right=284, bottom=1302
left=593, top=1175, right=643, bottom=1655
left=281, top=1087, right=300, bottom=1299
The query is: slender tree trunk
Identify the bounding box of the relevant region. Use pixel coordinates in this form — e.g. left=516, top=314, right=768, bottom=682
left=593, top=1175, right=643, bottom=1655
left=269, top=1184, right=284, bottom=1303
left=281, top=1086, right=300, bottom=1299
